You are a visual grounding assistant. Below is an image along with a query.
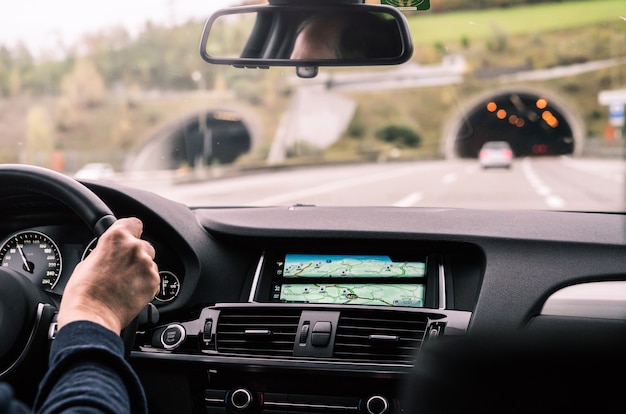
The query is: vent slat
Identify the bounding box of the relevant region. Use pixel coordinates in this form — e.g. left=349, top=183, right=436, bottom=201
left=216, top=308, right=301, bottom=357
left=333, top=310, right=429, bottom=364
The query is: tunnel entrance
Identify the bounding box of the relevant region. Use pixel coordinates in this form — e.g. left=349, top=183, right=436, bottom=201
left=444, top=88, right=583, bottom=159
left=169, top=111, right=251, bottom=169
left=126, top=110, right=253, bottom=171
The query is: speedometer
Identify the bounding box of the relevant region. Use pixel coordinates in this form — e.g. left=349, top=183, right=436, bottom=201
left=0, top=230, right=62, bottom=289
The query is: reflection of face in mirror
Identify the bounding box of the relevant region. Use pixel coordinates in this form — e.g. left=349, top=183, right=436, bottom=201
left=290, top=16, right=344, bottom=59
left=290, top=12, right=401, bottom=60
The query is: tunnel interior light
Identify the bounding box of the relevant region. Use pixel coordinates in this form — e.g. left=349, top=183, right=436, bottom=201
left=536, top=98, right=548, bottom=110
left=542, top=110, right=559, bottom=128
left=496, top=109, right=507, bottom=119
left=487, top=101, right=497, bottom=112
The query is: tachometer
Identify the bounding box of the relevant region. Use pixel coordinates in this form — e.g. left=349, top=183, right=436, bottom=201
left=0, top=230, right=62, bottom=289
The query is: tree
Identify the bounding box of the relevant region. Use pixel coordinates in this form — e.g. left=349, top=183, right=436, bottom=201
left=0, top=46, right=12, bottom=96
left=25, top=105, right=55, bottom=165
left=375, top=124, right=422, bottom=148
left=61, top=58, right=107, bottom=107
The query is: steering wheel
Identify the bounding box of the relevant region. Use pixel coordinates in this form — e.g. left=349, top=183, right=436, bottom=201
left=0, top=164, right=117, bottom=391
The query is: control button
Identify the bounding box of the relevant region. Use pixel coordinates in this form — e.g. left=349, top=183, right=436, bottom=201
left=203, top=319, right=213, bottom=343
left=427, top=322, right=445, bottom=339
left=299, top=322, right=310, bottom=344
left=365, top=395, right=389, bottom=414
left=160, top=324, right=186, bottom=350
left=311, top=321, right=332, bottom=346
left=229, top=388, right=253, bottom=411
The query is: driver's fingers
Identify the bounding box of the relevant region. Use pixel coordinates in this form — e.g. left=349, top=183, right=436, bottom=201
left=142, top=240, right=156, bottom=261
left=115, top=217, right=144, bottom=239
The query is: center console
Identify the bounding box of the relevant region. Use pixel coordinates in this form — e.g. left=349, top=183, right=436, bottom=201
left=133, top=245, right=482, bottom=413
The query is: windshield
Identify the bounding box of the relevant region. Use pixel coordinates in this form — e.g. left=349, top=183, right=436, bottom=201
left=1, top=0, right=624, bottom=211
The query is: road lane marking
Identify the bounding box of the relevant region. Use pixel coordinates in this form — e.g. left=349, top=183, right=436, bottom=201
left=442, top=173, right=457, bottom=184
left=394, top=192, right=423, bottom=207
left=546, top=195, right=566, bottom=208
left=521, top=158, right=566, bottom=209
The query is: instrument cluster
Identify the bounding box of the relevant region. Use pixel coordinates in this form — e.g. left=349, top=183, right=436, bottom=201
left=0, top=226, right=182, bottom=304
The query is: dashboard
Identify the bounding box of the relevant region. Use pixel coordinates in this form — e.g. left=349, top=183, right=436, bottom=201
left=2, top=179, right=626, bottom=413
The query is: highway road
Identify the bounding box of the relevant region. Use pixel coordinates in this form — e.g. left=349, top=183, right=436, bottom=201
left=123, top=156, right=624, bottom=212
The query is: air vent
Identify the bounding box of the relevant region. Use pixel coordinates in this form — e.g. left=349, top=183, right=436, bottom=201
left=216, top=307, right=301, bottom=357
left=333, top=310, right=429, bottom=364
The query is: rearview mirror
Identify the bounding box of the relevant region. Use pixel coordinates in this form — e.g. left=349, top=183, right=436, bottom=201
left=199, top=4, right=413, bottom=74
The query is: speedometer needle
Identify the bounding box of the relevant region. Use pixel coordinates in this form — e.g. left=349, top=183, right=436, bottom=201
left=17, top=244, right=33, bottom=273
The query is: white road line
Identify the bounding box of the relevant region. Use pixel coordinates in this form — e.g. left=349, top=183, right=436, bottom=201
left=394, top=192, right=423, bottom=207
left=521, top=158, right=566, bottom=209
left=442, top=173, right=457, bottom=184
left=546, top=195, right=566, bottom=209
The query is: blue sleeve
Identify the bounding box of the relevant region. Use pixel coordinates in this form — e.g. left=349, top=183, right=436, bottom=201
left=33, top=321, right=147, bottom=414
left=0, top=383, right=29, bottom=414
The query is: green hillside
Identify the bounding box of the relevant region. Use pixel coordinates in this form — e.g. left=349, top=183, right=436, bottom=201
left=408, top=0, right=624, bottom=44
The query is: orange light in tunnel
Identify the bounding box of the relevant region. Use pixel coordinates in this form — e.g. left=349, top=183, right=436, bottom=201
left=536, top=98, right=548, bottom=109
left=542, top=110, right=559, bottom=128
left=496, top=109, right=507, bottom=119
left=486, top=101, right=497, bottom=112
left=516, top=118, right=525, bottom=127
left=508, top=115, right=518, bottom=125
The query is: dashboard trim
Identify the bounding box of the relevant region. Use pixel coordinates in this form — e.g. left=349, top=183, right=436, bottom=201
left=438, top=261, right=446, bottom=309
left=249, top=252, right=265, bottom=302
left=541, top=281, right=626, bottom=320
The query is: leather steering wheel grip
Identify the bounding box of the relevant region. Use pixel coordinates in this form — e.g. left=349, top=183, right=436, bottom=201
left=0, top=164, right=117, bottom=236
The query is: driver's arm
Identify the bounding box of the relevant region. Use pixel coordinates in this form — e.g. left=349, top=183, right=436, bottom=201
left=32, top=218, right=160, bottom=414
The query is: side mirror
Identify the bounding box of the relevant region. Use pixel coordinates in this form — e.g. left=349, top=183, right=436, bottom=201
left=199, top=4, right=413, bottom=77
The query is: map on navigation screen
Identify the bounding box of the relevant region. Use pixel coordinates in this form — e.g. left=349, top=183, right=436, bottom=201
left=283, top=254, right=425, bottom=278
left=273, top=254, right=426, bottom=307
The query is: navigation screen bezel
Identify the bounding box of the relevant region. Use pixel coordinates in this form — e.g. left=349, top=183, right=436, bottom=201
left=254, top=250, right=439, bottom=309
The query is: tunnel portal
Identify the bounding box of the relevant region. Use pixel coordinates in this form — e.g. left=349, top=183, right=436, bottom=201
left=127, top=110, right=253, bottom=171
left=169, top=111, right=251, bottom=169
left=445, top=88, right=583, bottom=159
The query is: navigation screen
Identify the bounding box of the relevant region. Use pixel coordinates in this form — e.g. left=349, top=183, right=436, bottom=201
left=271, top=254, right=427, bottom=308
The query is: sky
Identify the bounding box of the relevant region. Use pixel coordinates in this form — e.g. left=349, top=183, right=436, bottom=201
left=0, top=0, right=240, bottom=54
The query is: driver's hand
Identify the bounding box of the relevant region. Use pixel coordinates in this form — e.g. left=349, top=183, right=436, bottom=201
left=57, top=217, right=160, bottom=335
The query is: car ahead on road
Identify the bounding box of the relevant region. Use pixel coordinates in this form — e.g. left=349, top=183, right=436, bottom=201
left=479, top=140, right=513, bottom=169
left=1, top=1, right=625, bottom=413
